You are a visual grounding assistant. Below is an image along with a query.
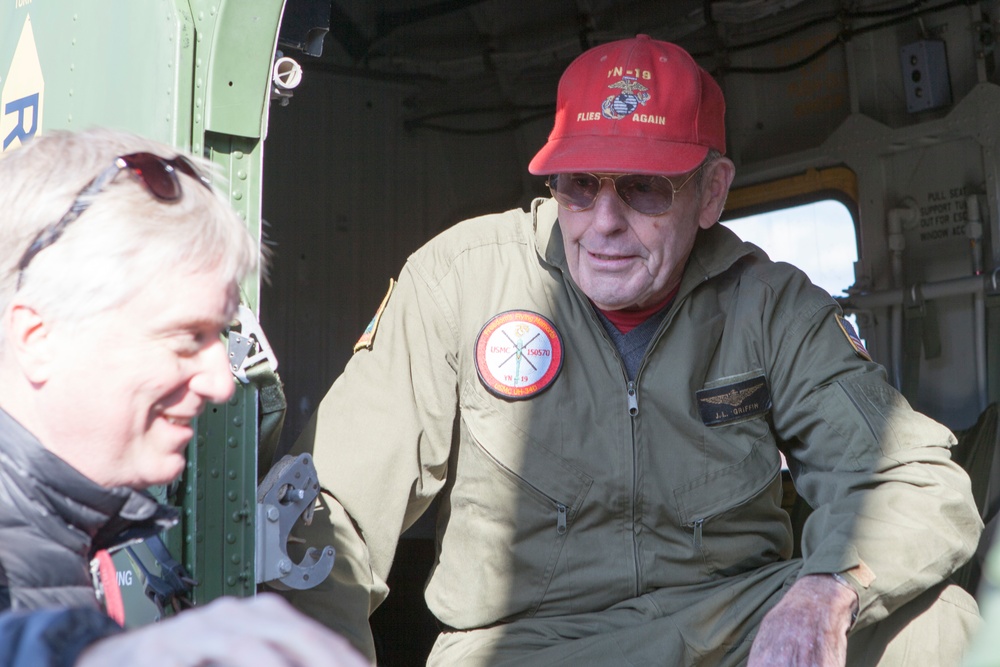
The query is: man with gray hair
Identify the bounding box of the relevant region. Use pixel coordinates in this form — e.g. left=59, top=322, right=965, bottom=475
left=0, top=128, right=365, bottom=667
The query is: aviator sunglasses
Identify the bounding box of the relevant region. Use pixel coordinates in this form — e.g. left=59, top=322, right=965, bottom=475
left=16, top=152, right=211, bottom=289
left=546, top=163, right=705, bottom=216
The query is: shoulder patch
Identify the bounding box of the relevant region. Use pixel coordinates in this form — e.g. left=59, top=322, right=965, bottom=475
left=354, top=279, right=395, bottom=353
left=835, top=314, right=872, bottom=362
left=697, top=372, right=772, bottom=426
left=475, top=310, right=563, bottom=400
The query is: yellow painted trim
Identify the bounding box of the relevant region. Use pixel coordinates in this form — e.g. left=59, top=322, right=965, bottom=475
left=727, top=167, right=858, bottom=213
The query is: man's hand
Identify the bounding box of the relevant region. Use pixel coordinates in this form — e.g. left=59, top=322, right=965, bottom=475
left=76, top=593, right=369, bottom=667
left=747, top=574, right=858, bottom=667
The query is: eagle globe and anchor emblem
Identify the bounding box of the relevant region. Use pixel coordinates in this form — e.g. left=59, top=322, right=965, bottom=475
left=601, top=75, right=651, bottom=120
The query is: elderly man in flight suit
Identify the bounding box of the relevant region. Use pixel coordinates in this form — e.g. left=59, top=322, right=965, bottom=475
left=287, top=36, right=983, bottom=666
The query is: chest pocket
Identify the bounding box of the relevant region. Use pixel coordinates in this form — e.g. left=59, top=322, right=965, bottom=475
left=673, top=418, right=792, bottom=578
left=427, top=382, right=593, bottom=627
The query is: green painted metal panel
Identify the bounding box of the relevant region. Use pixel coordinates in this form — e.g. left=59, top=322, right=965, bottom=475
left=178, top=129, right=269, bottom=604
left=179, top=357, right=259, bottom=604
left=200, top=0, right=285, bottom=138
left=1, top=0, right=191, bottom=148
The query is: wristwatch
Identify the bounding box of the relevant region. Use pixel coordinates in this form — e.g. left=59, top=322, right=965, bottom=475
left=830, top=572, right=860, bottom=626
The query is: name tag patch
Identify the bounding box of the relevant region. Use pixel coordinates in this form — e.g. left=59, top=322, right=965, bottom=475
left=697, top=373, right=772, bottom=426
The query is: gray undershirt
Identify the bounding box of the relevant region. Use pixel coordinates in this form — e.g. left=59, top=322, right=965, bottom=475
left=594, top=305, right=671, bottom=381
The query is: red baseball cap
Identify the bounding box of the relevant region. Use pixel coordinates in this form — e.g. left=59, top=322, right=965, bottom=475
left=528, top=35, right=725, bottom=176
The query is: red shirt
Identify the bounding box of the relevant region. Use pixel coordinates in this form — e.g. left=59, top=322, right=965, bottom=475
left=595, top=286, right=680, bottom=334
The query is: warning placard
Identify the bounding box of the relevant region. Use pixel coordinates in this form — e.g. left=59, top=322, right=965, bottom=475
left=916, top=185, right=974, bottom=242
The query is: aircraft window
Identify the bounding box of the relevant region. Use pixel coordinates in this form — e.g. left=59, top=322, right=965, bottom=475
left=722, top=199, right=858, bottom=298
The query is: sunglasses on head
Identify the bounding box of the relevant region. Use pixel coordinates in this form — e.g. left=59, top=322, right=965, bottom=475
left=16, top=152, right=211, bottom=289
left=546, top=163, right=705, bottom=216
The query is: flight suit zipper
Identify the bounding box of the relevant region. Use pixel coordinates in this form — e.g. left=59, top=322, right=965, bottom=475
left=626, top=379, right=641, bottom=595
left=567, top=278, right=681, bottom=598
left=627, top=381, right=639, bottom=416
left=691, top=519, right=704, bottom=549
left=626, top=296, right=690, bottom=591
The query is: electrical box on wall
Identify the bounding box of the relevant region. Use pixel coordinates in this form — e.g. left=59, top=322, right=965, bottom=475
left=899, top=40, right=952, bottom=113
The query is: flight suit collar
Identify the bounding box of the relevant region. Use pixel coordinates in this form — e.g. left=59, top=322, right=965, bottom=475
left=532, top=196, right=564, bottom=268
left=681, top=223, right=759, bottom=296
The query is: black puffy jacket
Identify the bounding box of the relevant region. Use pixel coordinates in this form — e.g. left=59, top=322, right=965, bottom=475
left=0, top=408, right=178, bottom=666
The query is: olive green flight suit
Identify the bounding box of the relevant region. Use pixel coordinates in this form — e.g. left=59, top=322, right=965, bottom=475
left=286, top=198, right=982, bottom=665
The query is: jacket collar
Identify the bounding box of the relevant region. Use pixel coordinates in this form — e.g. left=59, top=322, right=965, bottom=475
left=532, top=196, right=757, bottom=303
left=0, top=407, right=178, bottom=557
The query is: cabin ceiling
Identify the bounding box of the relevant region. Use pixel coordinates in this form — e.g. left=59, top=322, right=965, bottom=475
left=323, top=0, right=713, bottom=63
left=312, top=0, right=829, bottom=68
left=280, top=0, right=822, bottom=133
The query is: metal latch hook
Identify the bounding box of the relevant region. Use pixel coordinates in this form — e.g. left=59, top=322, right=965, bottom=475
left=255, top=453, right=335, bottom=590
left=228, top=304, right=278, bottom=384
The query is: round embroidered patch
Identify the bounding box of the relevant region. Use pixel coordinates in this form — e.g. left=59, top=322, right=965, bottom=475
left=475, top=311, right=564, bottom=400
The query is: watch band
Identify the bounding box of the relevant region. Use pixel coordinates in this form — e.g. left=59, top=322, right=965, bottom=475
left=830, top=572, right=860, bottom=626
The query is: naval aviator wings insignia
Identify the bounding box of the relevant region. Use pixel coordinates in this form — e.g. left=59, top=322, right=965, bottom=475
left=697, top=373, right=772, bottom=426
left=699, top=385, right=760, bottom=407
